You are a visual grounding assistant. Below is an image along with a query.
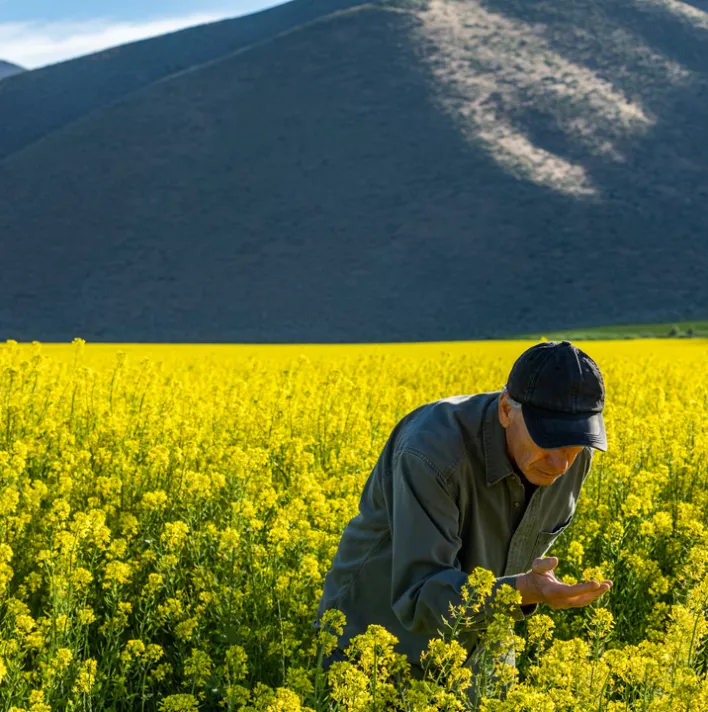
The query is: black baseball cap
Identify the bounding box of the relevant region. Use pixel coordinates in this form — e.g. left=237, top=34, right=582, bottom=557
left=505, top=340, right=607, bottom=452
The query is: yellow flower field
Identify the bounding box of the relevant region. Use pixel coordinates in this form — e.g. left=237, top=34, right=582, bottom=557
left=1, top=338, right=708, bottom=711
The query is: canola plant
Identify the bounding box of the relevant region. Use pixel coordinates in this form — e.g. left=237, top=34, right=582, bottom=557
left=1, top=338, right=708, bottom=711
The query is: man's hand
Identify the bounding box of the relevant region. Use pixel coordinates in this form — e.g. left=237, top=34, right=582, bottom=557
left=515, top=556, right=612, bottom=609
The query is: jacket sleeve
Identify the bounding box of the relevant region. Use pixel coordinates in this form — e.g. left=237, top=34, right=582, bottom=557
left=389, top=447, right=532, bottom=635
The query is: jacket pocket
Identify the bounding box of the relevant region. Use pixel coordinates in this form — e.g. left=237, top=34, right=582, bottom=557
left=525, top=514, right=574, bottom=570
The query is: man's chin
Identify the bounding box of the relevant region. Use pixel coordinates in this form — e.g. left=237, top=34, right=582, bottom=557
left=528, top=470, right=563, bottom=485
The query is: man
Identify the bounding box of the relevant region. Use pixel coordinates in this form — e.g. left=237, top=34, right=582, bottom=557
left=315, top=340, right=613, bottom=686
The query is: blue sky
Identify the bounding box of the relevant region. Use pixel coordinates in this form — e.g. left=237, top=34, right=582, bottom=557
left=0, top=0, right=286, bottom=68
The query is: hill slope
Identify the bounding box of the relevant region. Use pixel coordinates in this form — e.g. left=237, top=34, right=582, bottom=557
left=0, top=61, right=24, bottom=81
left=1, top=0, right=707, bottom=342
left=0, top=0, right=363, bottom=161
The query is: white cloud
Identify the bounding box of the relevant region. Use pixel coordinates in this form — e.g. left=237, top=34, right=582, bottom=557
left=0, top=14, right=231, bottom=69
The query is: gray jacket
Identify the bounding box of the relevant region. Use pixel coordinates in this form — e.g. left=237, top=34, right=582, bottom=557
left=315, top=391, right=593, bottom=668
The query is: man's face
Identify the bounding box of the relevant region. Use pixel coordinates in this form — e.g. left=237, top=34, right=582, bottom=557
left=498, top=393, right=584, bottom=486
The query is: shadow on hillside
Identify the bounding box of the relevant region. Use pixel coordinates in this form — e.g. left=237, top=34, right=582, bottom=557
left=410, top=0, right=708, bottom=336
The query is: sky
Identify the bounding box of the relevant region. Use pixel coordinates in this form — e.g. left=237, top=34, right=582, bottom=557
left=0, top=0, right=286, bottom=69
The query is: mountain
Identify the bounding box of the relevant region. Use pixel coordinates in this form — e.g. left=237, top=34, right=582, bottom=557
left=0, top=61, right=24, bottom=81
left=1, top=0, right=707, bottom=343
left=0, top=0, right=362, bottom=161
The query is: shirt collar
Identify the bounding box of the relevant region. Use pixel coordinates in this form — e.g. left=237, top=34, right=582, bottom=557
left=483, top=393, right=517, bottom=486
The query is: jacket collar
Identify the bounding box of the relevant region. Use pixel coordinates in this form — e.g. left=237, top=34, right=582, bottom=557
left=483, top=393, right=518, bottom=486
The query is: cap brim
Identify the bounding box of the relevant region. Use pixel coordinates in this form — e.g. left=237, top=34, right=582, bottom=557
left=521, top=402, right=607, bottom=452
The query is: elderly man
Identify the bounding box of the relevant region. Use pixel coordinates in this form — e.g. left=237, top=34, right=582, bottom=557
left=315, top=340, right=612, bottom=688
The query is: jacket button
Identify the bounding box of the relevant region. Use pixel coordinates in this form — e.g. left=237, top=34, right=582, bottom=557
left=513, top=501, right=522, bottom=508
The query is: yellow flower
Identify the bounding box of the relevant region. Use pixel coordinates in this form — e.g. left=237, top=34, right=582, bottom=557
left=653, top=511, right=674, bottom=537
left=174, top=618, right=198, bottom=642
left=183, top=649, right=212, bottom=686
left=140, top=490, right=169, bottom=512
left=588, top=608, right=614, bottom=638
left=161, top=521, right=190, bottom=550
left=527, top=615, right=555, bottom=650
left=121, top=639, right=146, bottom=664
left=71, top=567, right=93, bottom=590
left=157, top=694, right=199, bottom=712
left=567, top=540, right=584, bottom=568
left=103, top=561, right=132, bottom=588
left=77, top=607, right=96, bottom=625
left=582, top=565, right=608, bottom=584
left=73, top=659, right=98, bottom=695
left=28, top=690, right=50, bottom=712
left=225, top=645, right=249, bottom=682
left=146, top=644, right=164, bottom=663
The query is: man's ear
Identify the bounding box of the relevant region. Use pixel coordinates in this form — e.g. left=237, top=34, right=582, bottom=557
left=498, top=392, right=512, bottom=429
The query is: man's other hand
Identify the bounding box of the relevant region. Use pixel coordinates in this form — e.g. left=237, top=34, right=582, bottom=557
left=515, top=556, right=613, bottom=609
